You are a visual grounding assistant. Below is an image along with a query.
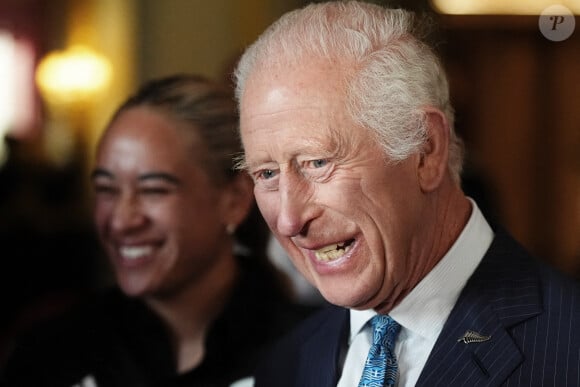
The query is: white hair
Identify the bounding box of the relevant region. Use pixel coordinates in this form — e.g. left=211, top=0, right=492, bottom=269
left=235, top=1, right=464, bottom=183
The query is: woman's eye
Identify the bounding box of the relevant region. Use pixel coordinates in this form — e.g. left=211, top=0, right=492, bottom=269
left=141, top=187, right=170, bottom=195
left=93, top=185, right=117, bottom=196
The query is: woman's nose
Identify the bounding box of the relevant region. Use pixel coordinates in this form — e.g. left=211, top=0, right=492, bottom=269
left=110, top=194, right=146, bottom=233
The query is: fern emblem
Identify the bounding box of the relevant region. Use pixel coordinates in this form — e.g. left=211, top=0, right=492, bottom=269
left=457, top=330, right=491, bottom=344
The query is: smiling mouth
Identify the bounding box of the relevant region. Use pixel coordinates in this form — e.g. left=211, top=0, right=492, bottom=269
left=314, top=239, right=355, bottom=262
left=119, top=245, right=154, bottom=260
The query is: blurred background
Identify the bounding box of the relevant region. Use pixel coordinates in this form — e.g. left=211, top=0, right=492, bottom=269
left=0, top=0, right=578, bottom=365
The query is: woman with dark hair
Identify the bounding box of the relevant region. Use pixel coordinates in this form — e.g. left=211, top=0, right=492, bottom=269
left=1, top=74, right=312, bottom=387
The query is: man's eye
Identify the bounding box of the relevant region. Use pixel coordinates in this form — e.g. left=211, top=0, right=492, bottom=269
left=302, top=158, right=333, bottom=182
left=259, top=169, right=277, bottom=180
left=311, top=159, right=328, bottom=168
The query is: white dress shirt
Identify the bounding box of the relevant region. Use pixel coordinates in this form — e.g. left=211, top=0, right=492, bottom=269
left=337, top=199, right=494, bottom=387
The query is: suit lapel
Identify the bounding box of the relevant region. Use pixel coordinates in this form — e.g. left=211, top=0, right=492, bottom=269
left=296, top=306, right=349, bottom=387
left=417, top=230, right=542, bottom=387
left=416, top=295, right=525, bottom=386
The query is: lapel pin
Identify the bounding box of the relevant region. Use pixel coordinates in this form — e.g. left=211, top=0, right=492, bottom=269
left=457, top=330, right=491, bottom=344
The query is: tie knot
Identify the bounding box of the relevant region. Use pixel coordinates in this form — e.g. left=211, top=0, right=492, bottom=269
left=370, top=315, right=400, bottom=348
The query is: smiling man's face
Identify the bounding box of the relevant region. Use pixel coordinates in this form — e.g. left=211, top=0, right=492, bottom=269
left=239, top=60, right=431, bottom=312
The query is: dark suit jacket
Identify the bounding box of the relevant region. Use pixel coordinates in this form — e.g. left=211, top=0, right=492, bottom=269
left=254, top=230, right=580, bottom=387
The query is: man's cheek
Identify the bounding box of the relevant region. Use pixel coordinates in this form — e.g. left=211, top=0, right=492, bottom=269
left=256, top=197, right=279, bottom=229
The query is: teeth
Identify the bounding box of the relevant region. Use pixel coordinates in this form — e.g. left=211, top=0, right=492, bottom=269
left=119, top=246, right=153, bottom=260
left=314, top=242, right=351, bottom=262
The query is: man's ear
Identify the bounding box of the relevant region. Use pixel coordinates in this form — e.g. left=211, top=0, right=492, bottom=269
left=219, top=173, right=255, bottom=230
left=417, top=107, right=450, bottom=192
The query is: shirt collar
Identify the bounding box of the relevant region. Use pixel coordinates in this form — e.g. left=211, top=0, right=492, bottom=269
left=350, top=198, right=494, bottom=342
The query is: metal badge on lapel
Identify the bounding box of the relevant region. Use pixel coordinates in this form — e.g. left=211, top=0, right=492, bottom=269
left=457, top=330, right=491, bottom=344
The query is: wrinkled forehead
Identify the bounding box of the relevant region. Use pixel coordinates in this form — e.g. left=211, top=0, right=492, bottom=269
left=240, top=56, right=352, bottom=111
left=238, top=60, right=379, bottom=169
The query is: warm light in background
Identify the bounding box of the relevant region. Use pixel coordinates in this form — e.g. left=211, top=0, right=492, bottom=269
left=0, top=30, right=37, bottom=165
left=0, top=32, right=14, bottom=142
left=35, top=45, right=112, bottom=107
left=35, top=45, right=113, bottom=167
left=431, top=0, right=580, bottom=15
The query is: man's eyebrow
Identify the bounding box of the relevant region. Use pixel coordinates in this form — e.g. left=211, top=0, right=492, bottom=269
left=233, top=153, right=248, bottom=171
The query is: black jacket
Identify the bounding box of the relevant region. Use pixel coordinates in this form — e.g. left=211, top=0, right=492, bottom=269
left=1, top=255, right=315, bottom=387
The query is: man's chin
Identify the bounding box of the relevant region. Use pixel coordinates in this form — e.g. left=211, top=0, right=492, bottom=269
left=318, top=286, right=373, bottom=310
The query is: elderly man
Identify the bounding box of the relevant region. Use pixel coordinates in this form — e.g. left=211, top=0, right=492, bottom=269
left=234, top=1, right=580, bottom=386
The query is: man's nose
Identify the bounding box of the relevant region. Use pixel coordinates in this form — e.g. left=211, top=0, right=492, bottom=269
left=275, top=172, right=314, bottom=237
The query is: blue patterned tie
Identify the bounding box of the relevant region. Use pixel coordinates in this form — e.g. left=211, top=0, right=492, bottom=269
left=358, top=315, right=401, bottom=387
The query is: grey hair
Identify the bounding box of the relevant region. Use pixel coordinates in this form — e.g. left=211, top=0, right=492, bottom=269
left=234, top=1, right=464, bottom=183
